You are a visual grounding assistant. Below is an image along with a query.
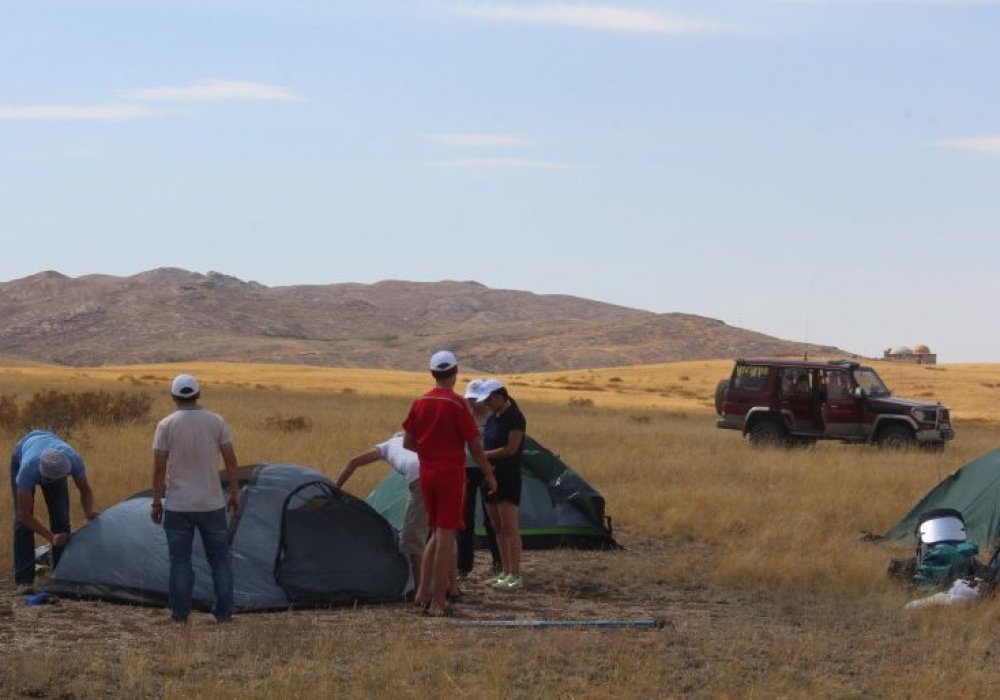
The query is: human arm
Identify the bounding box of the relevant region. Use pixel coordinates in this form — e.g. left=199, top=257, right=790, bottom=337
left=17, top=489, right=69, bottom=547
left=72, top=474, right=99, bottom=520
left=468, top=437, right=497, bottom=495
left=150, top=451, right=168, bottom=524
left=220, top=443, right=241, bottom=517
left=335, top=447, right=381, bottom=489
left=484, top=429, right=524, bottom=461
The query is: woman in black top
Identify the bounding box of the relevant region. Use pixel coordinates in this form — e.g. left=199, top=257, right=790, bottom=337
left=478, top=379, right=527, bottom=591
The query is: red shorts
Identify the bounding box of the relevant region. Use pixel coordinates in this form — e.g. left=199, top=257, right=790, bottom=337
left=419, top=468, right=466, bottom=531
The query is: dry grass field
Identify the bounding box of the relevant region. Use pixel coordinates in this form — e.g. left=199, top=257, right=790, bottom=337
left=3, top=358, right=1000, bottom=698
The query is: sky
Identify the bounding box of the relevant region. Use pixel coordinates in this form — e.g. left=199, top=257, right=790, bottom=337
left=1, top=1, right=998, bottom=363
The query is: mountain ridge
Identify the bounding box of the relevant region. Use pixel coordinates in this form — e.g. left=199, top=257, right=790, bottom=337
left=0, top=268, right=842, bottom=372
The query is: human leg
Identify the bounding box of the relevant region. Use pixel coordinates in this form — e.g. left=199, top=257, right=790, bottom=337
left=498, top=502, right=521, bottom=575
left=196, top=509, right=234, bottom=622
left=414, top=528, right=437, bottom=606
left=40, top=477, right=71, bottom=569
left=163, top=510, right=196, bottom=622
left=402, top=480, right=429, bottom=592
left=10, top=457, right=35, bottom=587
left=430, top=528, right=456, bottom=615
left=456, top=469, right=481, bottom=576
left=484, top=502, right=508, bottom=574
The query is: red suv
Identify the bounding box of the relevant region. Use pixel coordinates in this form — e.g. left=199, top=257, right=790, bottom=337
left=715, top=359, right=954, bottom=448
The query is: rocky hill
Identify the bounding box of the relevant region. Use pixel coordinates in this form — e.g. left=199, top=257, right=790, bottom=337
left=0, top=269, right=842, bottom=372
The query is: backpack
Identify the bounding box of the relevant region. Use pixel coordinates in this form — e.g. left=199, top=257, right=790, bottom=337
left=911, top=509, right=979, bottom=590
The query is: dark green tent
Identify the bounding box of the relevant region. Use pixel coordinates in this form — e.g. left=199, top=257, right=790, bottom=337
left=366, top=436, right=618, bottom=549
left=883, top=447, right=1000, bottom=550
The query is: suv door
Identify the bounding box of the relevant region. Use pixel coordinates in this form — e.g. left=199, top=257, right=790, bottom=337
left=778, top=368, right=819, bottom=433
left=820, top=369, right=864, bottom=439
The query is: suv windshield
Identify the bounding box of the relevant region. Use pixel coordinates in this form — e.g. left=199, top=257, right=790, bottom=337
left=853, top=368, right=890, bottom=397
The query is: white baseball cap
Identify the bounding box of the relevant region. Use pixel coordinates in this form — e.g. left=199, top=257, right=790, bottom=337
left=464, top=378, right=485, bottom=399
left=429, top=350, right=458, bottom=372
left=476, top=378, right=506, bottom=403
left=171, top=374, right=201, bottom=398
left=39, top=448, right=72, bottom=481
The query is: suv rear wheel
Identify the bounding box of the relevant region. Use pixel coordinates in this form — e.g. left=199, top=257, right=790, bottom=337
left=878, top=423, right=916, bottom=449
left=749, top=417, right=787, bottom=447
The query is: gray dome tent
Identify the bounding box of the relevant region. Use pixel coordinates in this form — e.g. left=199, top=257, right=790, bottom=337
left=44, top=464, right=410, bottom=610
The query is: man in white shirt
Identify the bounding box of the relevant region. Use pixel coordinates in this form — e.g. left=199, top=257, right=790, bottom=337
left=151, top=374, right=240, bottom=623
left=338, top=434, right=427, bottom=592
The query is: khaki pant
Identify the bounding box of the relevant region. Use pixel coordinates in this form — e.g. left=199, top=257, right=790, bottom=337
left=401, top=479, right=429, bottom=557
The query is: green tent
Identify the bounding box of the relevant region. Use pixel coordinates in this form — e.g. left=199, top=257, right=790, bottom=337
left=366, top=436, right=618, bottom=550
left=883, top=447, right=1000, bottom=550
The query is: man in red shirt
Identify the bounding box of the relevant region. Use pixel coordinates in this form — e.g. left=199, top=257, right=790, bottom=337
left=403, top=350, right=497, bottom=617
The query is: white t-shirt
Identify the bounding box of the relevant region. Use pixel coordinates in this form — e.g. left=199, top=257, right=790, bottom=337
left=152, top=407, right=234, bottom=512
left=376, top=436, right=420, bottom=483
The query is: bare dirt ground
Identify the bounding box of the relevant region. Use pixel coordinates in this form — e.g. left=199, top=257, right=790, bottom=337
left=5, top=532, right=984, bottom=699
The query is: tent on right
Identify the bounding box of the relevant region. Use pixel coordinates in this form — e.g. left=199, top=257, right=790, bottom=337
left=367, top=436, right=619, bottom=550
left=882, top=447, right=1000, bottom=552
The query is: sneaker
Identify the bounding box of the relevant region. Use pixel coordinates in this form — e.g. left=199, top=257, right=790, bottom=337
left=15, top=583, right=35, bottom=596
left=500, top=574, right=524, bottom=591
left=485, top=572, right=509, bottom=586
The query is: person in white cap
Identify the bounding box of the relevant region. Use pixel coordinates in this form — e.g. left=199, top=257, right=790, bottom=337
left=477, top=378, right=527, bottom=591
left=10, top=430, right=98, bottom=595
left=457, top=378, right=501, bottom=579
left=402, top=351, right=497, bottom=617
left=151, top=374, right=241, bottom=623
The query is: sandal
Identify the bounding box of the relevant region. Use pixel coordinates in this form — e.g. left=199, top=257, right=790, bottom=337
left=424, top=604, right=455, bottom=618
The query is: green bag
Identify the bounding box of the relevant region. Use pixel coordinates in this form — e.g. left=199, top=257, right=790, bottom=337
left=912, top=542, right=980, bottom=590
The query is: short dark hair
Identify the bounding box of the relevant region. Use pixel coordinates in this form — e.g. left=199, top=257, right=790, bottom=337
left=431, top=366, right=458, bottom=380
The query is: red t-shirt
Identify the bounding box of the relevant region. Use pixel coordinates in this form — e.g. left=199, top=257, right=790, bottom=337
left=402, top=387, right=478, bottom=476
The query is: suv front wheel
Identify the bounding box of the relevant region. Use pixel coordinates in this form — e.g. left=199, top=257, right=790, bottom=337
left=877, top=423, right=916, bottom=449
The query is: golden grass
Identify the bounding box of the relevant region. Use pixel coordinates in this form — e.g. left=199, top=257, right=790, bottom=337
left=3, top=359, right=1000, bottom=697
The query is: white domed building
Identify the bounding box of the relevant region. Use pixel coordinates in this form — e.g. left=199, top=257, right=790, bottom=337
left=883, top=344, right=937, bottom=365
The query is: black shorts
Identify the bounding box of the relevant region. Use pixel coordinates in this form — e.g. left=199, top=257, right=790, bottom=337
left=485, top=465, right=521, bottom=506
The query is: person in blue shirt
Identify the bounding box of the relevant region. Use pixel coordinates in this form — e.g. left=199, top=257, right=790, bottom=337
left=10, top=430, right=98, bottom=594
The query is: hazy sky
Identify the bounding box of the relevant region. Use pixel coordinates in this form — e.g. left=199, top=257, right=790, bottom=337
left=2, top=1, right=998, bottom=362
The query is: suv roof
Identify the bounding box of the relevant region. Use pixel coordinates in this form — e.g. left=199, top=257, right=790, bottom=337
left=736, top=358, right=862, bottom=372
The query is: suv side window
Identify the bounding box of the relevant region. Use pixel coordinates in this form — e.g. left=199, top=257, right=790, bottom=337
left=733, top=364, right=770, bottom=392
left=780, top=368, right=810, bottom=396
left=826, top=370, right=853, bottom=400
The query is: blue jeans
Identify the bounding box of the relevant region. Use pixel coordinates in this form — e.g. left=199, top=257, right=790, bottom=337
left=163, top=508, right=234, bottom=621
left=10, top=454, right=70, bottom=585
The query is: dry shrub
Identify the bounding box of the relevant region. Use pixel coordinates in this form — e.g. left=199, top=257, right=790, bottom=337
left=264, top=413, right=313, bottom=432
left=568, top=396, right=594, bottom=407
left=0, top=394, right=19, bottom=431
left=341, top=387, right=357, bottom=395
left=18, top=390, right=153, bottom=435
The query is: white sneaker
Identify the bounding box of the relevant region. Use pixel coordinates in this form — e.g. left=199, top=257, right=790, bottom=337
left=489, top=573, right=513, bottom=588
left=485, top=572, right=508, bottom=586
left=499, top=574, right=524, bottom=591
left=15, top=583, right=35, bottom=596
